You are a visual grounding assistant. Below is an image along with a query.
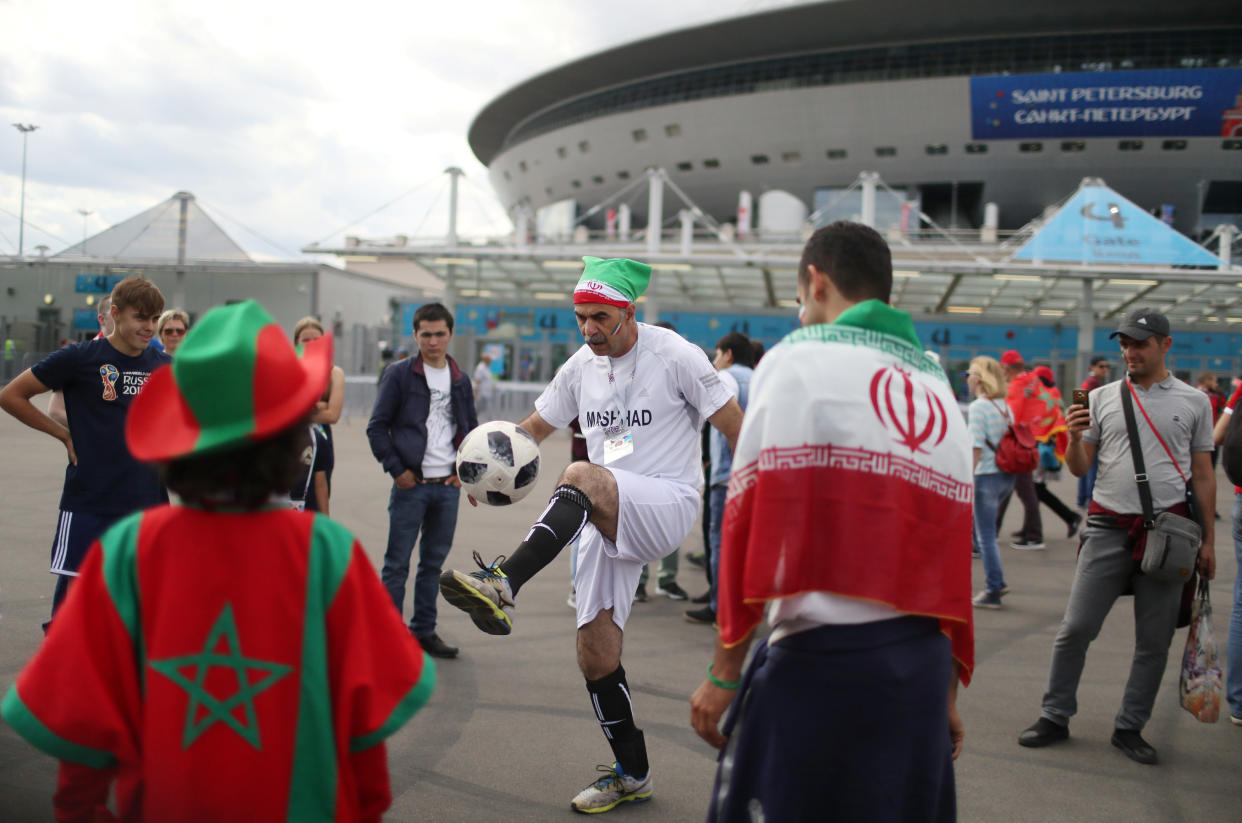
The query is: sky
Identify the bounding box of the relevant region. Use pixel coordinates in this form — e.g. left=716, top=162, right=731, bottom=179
left=0, top=0, right=800, bottom=261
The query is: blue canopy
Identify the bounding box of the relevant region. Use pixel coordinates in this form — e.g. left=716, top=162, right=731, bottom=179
left=1011, top=180, right=1223, bottom=267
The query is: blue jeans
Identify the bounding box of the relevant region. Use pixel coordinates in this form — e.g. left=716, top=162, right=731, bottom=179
left=708, top=484, right=728, bottom=611
left=1076, top=455, right=1098, bottom=508
left=382, top=481, right=460, bottom=637
left=1230, top=495, right=1242, bottom=718
left=973, top=472, right=1014, bottom=593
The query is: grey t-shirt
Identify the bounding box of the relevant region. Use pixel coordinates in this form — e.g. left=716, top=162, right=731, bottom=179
left=1084, top=376, right=1213, bottom=514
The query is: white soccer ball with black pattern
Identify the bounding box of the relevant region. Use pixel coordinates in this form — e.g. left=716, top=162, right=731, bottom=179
left=456, top=420, right=541, bottom=506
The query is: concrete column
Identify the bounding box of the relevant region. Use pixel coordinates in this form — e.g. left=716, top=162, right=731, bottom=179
left=737, top=190, right=753, bottom=240
left=1220, top=224, right=1237, bottom=268
left=859, top=171, right=879, bottom=228
left=445, top=166, right=464, bottom=247
left=646, top=169, right=664, bottom=256
left=679, top=210, right=694, bottom=256
left=982, top=202, right=999, bottom=243
left=618, top=203, right=632, bottom=241
left=1077, top=277, right=1095, bottom=386
left=514, top=208, right=529, bottom=250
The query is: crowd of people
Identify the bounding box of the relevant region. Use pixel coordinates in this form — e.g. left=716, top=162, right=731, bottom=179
left=0, top=221, right=1237, bottom=820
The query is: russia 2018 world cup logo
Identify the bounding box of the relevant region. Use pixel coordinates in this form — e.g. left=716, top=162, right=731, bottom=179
left=869, top=366, right=949, bottom=455
left=99, top=364, right=120, bottom=401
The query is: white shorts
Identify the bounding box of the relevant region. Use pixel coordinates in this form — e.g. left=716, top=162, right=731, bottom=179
left=572, top=468, right=700, bottom=631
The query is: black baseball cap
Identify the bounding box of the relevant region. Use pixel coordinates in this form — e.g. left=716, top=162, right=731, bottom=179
left=1089, top=355, right=1109, bottom=366
left=1109, top=308, right=1170, bottom=341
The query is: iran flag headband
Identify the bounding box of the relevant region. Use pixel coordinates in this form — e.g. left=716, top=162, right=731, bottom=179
left=573, top=256, right=652, bottom=308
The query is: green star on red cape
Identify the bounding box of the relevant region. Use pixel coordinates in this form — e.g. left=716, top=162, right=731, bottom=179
left=149, top=603, right=292, bottom=751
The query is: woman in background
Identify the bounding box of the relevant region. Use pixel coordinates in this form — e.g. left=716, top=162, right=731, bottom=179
left=156, top=310, right=190, bottom=355
left=967, top=356, right=1014, bottom=610
left=293, top=317, right=345, bottom=512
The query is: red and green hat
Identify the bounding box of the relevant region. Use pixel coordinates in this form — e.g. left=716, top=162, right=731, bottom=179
left=127, top=300, right=333, bottom=461
left=573, top=256, right=652, bottom=308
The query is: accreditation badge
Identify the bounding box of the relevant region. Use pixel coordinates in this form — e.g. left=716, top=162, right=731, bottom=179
left=603, top=425, right=634, bottom=464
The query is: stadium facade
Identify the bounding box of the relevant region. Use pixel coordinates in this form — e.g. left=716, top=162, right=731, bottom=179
left=470, top=0, right=1242, bottom=237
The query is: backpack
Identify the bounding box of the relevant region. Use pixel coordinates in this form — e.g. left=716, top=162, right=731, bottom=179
left=984, top=400, right=1040, bottom=474
left=1222, top=406, right=1242, bottom=488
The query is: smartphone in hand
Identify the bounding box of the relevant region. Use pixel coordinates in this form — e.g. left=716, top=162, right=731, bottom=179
left=1071, top=389, right=1089, bottom=408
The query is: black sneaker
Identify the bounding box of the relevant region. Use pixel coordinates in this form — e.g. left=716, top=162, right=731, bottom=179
left=691, top=590, right=712, bottom=604
left=634, top=584, right=649, bottom=603
left=972, top=590, right=1003, bottom=610
left=656, top=580, right=688, bottom=600
left=1111, top=729, right=1157, bottom=765
left=1066, top=516, right=1082, bottom=539
left=686, top=552, right=706, bottom=569
left=1010, top=539, right=1046, bottom=550
left=415, top=632, right=459, bottom=659
left=684, top=606, right=716, bottom=625
left=1018, top=717, right=1069, bottom=748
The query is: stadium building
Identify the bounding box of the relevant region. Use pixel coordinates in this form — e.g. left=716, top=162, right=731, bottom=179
left=311, top=0, right=1242, bottom=396
left=471, top=0, right=1242, bottom=237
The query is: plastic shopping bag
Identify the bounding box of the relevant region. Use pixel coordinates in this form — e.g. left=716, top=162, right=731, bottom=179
left=1178, top=578, right=1222, bottom=723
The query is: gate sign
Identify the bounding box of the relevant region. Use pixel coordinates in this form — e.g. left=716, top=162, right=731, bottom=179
left=74, top=273, right=126, bottom=294
left=971, top=68, right=1242, bottom=140
left=1011, top=182, right=1223, bottom=267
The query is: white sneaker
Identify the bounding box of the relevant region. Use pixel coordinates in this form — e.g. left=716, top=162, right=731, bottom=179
left=570, top=764, right=653, bottom=814
left=1231, top=714, right=1242, bottom=727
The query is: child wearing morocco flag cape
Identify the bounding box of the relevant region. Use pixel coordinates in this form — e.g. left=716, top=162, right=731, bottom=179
left=1, top=300, right=435, bottom=823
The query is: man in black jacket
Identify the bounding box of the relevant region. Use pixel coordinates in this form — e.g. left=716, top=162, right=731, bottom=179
left=367, top=303, right=478, bottom=659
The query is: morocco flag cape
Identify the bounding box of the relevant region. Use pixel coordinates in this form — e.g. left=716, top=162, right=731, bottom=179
left=2, top=506, right=434, bottom=822
left=1008, top=372, right=1069, bottom=459
left=717, top=300, right=975, bottom=685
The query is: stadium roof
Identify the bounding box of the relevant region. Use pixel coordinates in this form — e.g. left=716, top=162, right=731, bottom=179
left=54, top=191, right=250, bottom=263
left=305, top=237, right=1242, bottom=329
left=469, top=0, right=1242, bottom=165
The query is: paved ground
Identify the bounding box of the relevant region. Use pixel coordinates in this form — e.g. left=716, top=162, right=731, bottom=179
left=1, top=411, right=1240, bottom=822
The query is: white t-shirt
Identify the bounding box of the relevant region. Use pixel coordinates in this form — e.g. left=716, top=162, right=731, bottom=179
left=536, top=324, right=732, bottom=491
left=421, top=363, right=457, bottom=477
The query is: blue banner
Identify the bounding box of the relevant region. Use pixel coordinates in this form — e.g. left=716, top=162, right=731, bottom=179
left=971, top=68, right=1242, bottom=140
left=74, top=273, right=125, bottom=294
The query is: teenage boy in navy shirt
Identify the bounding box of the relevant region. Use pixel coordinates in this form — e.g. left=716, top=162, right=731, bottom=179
left=0, top=276, right=169, bottom=625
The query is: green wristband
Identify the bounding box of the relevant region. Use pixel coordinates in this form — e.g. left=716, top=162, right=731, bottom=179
left=707, top=664, right=741, bottom=690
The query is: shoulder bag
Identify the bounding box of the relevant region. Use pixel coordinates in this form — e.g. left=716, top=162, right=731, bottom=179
left=1119, top=380, right=1201, bottom=583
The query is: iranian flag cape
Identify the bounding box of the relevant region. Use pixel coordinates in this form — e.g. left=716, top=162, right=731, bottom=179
left=2, top=506, right=434, bottom=822
left=717, top=301, right=975, bottom=685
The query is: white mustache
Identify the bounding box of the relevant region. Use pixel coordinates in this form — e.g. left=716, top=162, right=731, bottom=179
left=587, top=335, right=606, bottom=344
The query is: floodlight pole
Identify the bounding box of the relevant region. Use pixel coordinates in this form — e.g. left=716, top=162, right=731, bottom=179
left=443, top=166, right=464, bottom=314
left=12, top=123, right=38, bottom=257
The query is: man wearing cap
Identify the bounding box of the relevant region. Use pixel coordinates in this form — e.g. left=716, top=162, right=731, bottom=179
left=439, top=256, right=743, bottom=813
left=367, top=302, right=477, bottom=660
left=1, top=300, right=434, bottom=821
left=1019, top=308, right=1215, bottom=765
left=996, top=350, right=1046, bottom=549
left=1077, top=355, right=1111, bottom=508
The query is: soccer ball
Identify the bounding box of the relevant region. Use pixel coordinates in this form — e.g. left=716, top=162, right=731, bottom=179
left=456, top=421, right=541, bottom=506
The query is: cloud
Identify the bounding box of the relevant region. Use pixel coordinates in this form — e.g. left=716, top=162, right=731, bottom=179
left=0, top=0, right=793, bottom=257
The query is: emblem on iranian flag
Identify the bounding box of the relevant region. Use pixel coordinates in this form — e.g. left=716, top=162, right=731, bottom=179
left=868, top=366, right=949, bottom=455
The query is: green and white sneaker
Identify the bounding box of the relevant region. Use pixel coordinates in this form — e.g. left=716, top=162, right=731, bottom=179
left=439, top=551, right=515, bottom=635
left=570, top=763, right=653, bottom=814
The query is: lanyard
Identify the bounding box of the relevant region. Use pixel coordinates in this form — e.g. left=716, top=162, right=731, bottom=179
left=606, top=341, right=642, bottom=426
left=1125, top=378, right=1187, bottom=483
